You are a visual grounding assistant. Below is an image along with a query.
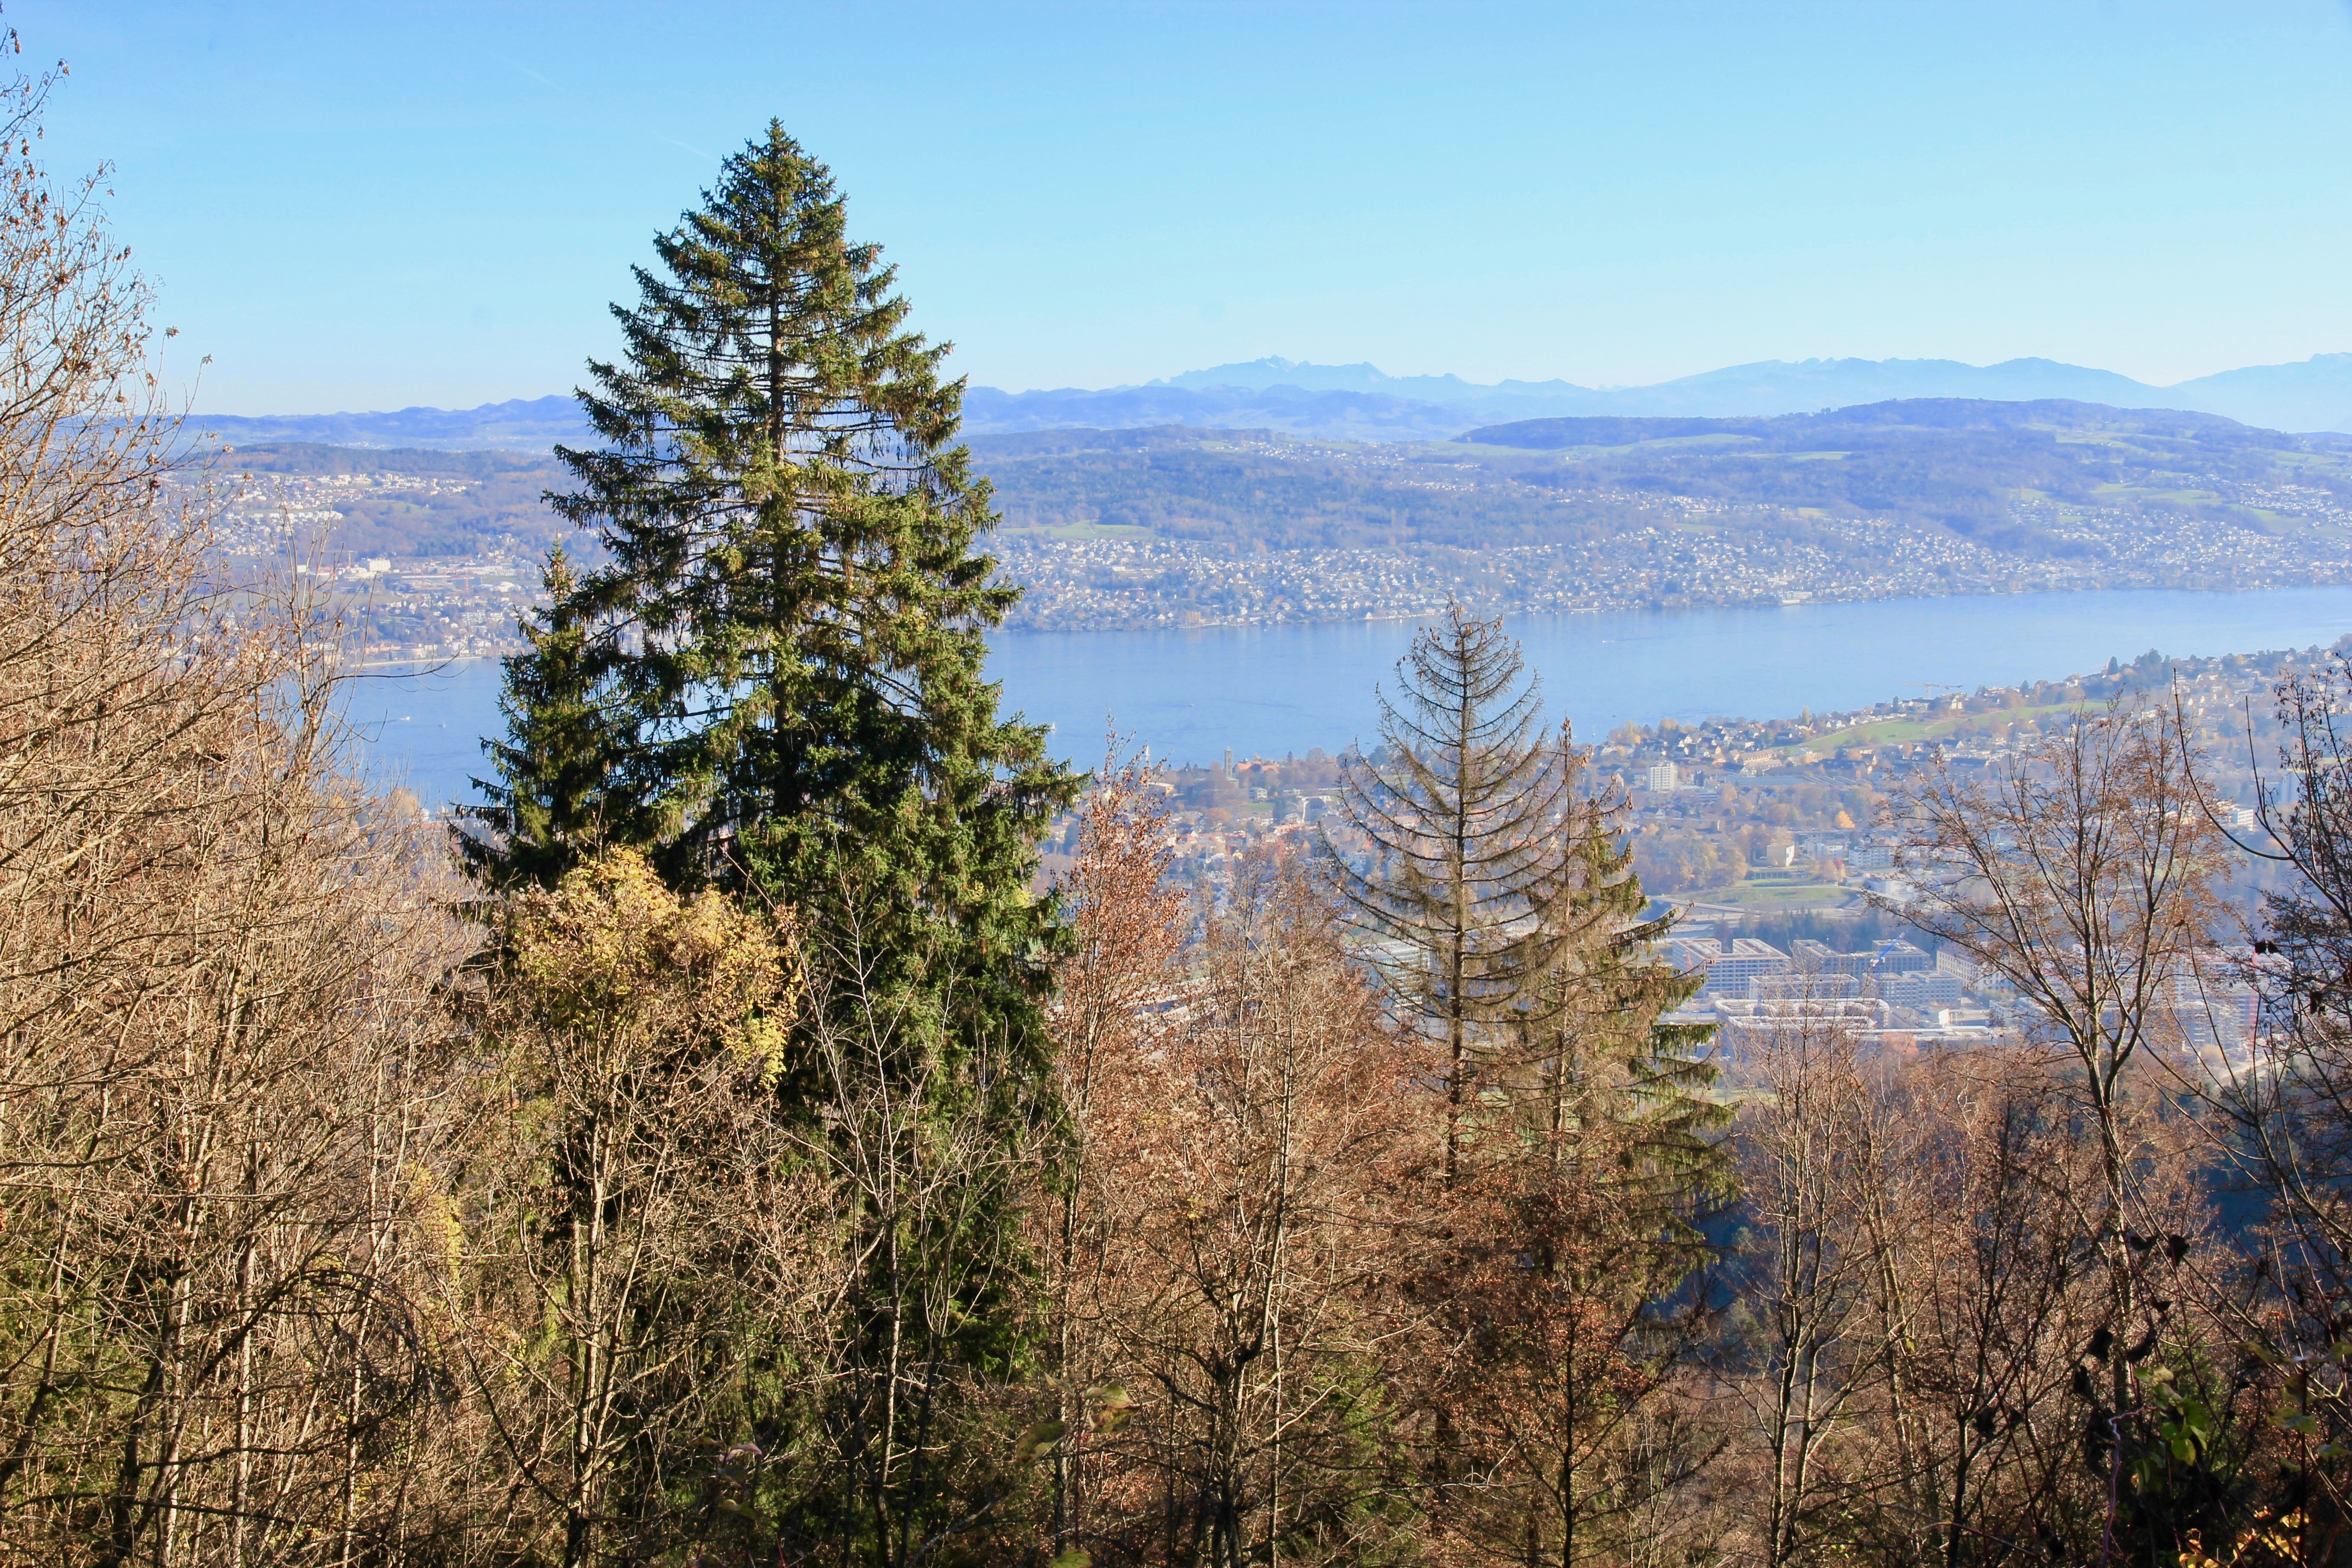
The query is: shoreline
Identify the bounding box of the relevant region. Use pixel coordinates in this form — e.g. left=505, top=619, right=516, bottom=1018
left=336, top=577, right=2352, bottom=660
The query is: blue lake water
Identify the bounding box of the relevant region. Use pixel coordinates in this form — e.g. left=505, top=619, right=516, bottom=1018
left=347, top=585, right=2352, bottom=810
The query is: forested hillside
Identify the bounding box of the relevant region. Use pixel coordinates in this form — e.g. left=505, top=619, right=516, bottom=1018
left=1459, top=397, right=2352, bottom=542
left=971, top=426, right=1617, bottom=547
left=978, top=399, right=2352, bottom=551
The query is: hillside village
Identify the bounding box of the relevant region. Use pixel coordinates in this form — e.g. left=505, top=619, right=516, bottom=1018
left=993, top=491, right=2351, bottom=630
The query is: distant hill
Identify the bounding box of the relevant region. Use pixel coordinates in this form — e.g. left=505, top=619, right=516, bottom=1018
left=191, top=395, right=593, bottom=452
left=963, top=383, right=1469, bottom=441
left=2167, top=353, right=2352, bottom=436
left=184, top=352, right=2352, bottom=455
left=974, top=399, right=2352, bottom=554
left=214, top=442, right=571, bottom=559
left=200, top=402, right=2352, bottom=596
left=1453, top=397, right=2352, bottom=542
left=980, top=353, right=2352, bottom=439
left=1455, top=397, right=2287, bottom=454
left=1143, top=354, right=2164, bottom=416
left=1573, top=357, right=2165, bottom=417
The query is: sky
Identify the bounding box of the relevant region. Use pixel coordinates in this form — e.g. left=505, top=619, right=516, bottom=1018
left=16, top=1, right=2352, bottom=414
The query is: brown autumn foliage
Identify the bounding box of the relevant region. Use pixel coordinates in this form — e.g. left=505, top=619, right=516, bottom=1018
left=1041, top=733, right=1738, bottom=1568
left=0, top=60, right=481, bottom=1566
left=1733, top=1037, right=2112, bottom=1566
left=1046, top=803, right=1439, bottom=1568
left=1404, top=1141, right=1721, bottom=1568
left=1040, top=743, right=1190, bottom=1558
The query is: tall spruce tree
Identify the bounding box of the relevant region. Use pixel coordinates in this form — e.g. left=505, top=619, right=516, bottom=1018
left=1335, top=622, right=1728, bottom=1564
left=473, top=130, right=1077, bottom=1556
left=486, top=122, right=1075, bottom=1071
left=1522, top=822, right=1732, bottom=1225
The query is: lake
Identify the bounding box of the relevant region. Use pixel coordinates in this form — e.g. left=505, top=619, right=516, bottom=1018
left=346, top=585, right=2352, bottom=810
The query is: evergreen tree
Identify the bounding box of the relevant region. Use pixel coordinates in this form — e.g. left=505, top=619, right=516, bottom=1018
left=489, top=122, right=1075, bottom=1064
left=1522, top=819, right=1732, bottom=1225
left=475, top=127, right=1079, bottom=1558
left=463, top=548, right=640, bottom=889
left=1322, top=603, right=1730, bottom=1204
left=1341, top=632, right=1727, bottom=1565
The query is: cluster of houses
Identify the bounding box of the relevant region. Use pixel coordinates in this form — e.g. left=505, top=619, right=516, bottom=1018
left=1651, top=928, right=2263, bottom=1084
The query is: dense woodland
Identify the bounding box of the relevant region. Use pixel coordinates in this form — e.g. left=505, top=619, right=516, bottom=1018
left=22, top=78, right=2352, bottom=1568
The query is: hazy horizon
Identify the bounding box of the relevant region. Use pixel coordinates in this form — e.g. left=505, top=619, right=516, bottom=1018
left=166, top=348, right=2352, bottom=421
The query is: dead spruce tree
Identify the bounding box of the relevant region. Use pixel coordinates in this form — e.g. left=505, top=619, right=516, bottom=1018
left=1323, top=610, right=1731, bottom=1563
left=1323, top=605, right=1590, bottom=1179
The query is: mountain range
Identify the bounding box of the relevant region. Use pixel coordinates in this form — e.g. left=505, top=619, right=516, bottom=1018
left=186, top=352, right=2352, bottom=451
left=196, top=395, right=595, bottom=452
left=1063, top=352, right=2352, bottom=436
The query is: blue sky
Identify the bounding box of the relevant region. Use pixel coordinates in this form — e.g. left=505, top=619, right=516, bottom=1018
left=18, top=1, right=2352, bottom=413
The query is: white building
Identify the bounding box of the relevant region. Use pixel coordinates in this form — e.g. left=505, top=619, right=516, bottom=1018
left=1646, top=761, right=1679, bottom=794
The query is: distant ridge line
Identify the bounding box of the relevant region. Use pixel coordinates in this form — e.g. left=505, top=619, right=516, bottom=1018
left=189, top=352, right=2352, bottom=450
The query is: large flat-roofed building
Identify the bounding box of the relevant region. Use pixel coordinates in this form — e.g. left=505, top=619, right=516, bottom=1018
left=1789, top=938, right=1933, bottom=977
left=1710, top=998, right=1894, bottom=1065
left=1881, top=970, right=1965, bottom=1009
left=1752, top=970, right=1861, bottom=1001
left=1656, top=936, right=1791, bottom=998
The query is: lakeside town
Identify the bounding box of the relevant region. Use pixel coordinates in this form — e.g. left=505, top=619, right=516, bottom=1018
left=1029, top=638, right=2316, bottom=1069
left=994, top=488, right=2352, bottom=631
left=211, top=465, right=2318, bottom=924
left=199, top=451, right=2352, bottom=656
left=203, top=447, right=2328, bottom=1076
left=211, top=468, right=546, bottom=661
left=206, top=466, right=2306, bottom=1083
left=1039, top=640, right=2298, bottom=899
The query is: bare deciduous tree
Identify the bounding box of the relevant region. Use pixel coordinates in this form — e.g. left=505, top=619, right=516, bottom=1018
left=1083, top=855, right=1435, bottom=1568
left=1886, top=705, right=2227, bottom=1424
left=1408, top=1057, right=1721, bottom=1568
left=1732, top=1019, right=1886, bottom=1568
left=1040, top=739, right=1188, bottom=1564
left=0, top=54, right=485, bottom=1568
